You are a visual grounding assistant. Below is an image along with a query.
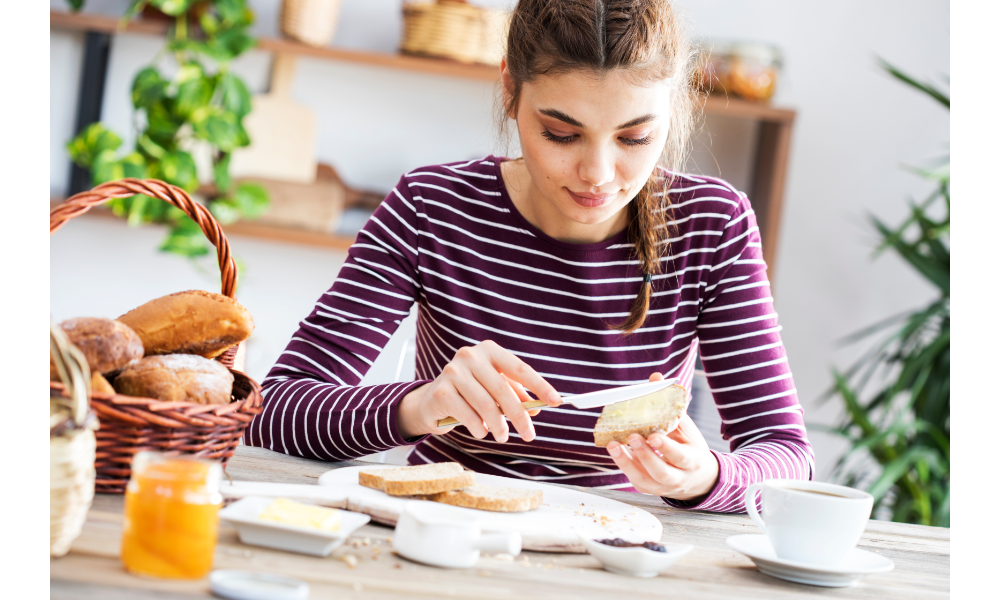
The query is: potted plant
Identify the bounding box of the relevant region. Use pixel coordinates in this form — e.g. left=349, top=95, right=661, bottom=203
left=65, top=0, right=269, bottom=259
left=824, top=61, right=949, bottom=527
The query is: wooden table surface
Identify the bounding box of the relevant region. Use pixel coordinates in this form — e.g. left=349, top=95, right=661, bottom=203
left=50, top=446, right=950, bottom=599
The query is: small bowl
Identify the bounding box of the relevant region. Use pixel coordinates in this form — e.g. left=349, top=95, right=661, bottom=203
left=578, top=533, right=693, bottom=578
left=220, top=495, right=370, bottom=557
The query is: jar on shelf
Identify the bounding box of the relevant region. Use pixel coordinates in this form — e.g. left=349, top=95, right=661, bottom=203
left=726, top=42, right=782, bottom=102
left=120, top=452, right=223, bottom=580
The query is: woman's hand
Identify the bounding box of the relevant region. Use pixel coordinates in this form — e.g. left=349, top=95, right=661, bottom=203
left=606, top=372, right=720, bottom=502
left=397, top=340, right=561, bottom=442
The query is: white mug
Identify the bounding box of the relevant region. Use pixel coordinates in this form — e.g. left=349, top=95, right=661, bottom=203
left=744, top=479, right=873, bottom=567
left=392, top=501, right=521, bottom=569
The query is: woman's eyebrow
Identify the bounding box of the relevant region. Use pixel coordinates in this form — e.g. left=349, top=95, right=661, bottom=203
left=538, top=108, right=657, bottom=130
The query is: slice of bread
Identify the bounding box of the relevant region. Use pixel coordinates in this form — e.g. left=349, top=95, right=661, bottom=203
left=358, top=462, right=475, bottom=496
left=593, top=383, right=689, bottom=447
left=430, top=484, right=543, bottom=512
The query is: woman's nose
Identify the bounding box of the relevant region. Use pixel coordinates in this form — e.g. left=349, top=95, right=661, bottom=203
left=578, top=145, right=616, bottom=188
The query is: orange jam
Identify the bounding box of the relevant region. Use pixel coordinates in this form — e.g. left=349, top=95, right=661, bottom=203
left=120, top=452, right=222, bottom=579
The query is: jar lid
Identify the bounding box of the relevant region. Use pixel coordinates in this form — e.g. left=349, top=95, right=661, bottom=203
left=729, top=41, right=783, bottom=66
left=209, top=570, right=309, bottom=600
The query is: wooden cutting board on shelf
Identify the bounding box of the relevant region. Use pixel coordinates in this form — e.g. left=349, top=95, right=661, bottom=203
left=317, top=465, right=663, bottom=553
left=229, top=53, right=317, bottom=184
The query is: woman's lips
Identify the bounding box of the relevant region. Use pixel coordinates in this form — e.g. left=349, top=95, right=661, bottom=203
left=568, top=190, right=615, bottom=208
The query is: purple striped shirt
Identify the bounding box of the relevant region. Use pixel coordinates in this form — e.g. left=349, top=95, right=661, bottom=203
left=244, top=156, right=814, bottom=512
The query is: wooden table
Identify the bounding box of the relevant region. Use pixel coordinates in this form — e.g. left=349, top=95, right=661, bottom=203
left=50, top=446, right=950, bottom=599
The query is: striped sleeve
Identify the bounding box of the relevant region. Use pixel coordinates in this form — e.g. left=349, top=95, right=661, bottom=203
left=662, top=191, right=815, bottom=512
left=242, top=176, right=432, bottom=461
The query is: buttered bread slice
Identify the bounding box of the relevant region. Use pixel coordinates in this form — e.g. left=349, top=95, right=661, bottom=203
left=358, top=462, right=475, bottom=496
left=593, top=384, right=689, bottom=447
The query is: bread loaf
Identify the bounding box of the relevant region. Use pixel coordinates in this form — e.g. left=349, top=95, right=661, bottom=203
left=430, top=484, right=543, bottom=512
left=90, top=372, right=116, bottom=395
left=118, top=290, right=253, bottom=359
left=593, top=384, right=689, bottom=447
left=49, top=317, right=144, bottom=379
left=113, top=354, right=234, bottom=405
left=359, top=463, right=474, bottom=496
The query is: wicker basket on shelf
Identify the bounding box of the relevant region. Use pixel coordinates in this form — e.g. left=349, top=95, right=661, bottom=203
left=280, top=0, right=343, bottom=47
left=50, top=323, right=98, bottom=557
left=402, top=0, right=490, bottom=64
left=50, top=179, right=263, bottom=493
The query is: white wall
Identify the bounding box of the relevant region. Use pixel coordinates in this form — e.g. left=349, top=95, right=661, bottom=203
left=49, top=0, right=949, bottom=480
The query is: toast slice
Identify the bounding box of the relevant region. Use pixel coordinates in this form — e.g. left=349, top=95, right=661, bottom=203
left=430, top=484, right=543, bottom=512
left=358, top=462, right=475, bottom=496
left=593, top=383, right=689, bottom=447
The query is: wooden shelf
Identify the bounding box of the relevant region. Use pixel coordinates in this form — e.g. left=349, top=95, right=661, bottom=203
left=50, top=9, right=794, bottom=124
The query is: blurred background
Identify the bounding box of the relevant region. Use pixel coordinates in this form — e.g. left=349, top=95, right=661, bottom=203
left=49, top=1, right=950, bottom=522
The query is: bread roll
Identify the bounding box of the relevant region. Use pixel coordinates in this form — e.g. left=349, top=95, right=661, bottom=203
left=117, top=290, right=253, bottom=359
left=90, top=372, right=116, bottom=395
left=49, top=317, right=144, bottom=380
left=113, top=354, right=235, bottom=405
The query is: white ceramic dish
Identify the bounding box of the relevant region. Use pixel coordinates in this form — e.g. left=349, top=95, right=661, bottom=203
left=578, top=532, right=692, bottom=578
left=209, top=570, right=309, bottom=600
left=726, top=534, right=895, bottom=588
left=393, top=501, right=521, bottom=568
left=318, top=466, right=662, bottom=553
left=220, top=495, right=370, bottom=557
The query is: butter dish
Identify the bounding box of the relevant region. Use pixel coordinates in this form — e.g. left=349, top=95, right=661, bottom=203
left=220, top=496, right=370, bottom=557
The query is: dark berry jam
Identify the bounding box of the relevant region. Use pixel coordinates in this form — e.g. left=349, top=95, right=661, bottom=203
left=595, top=538, right=667, bottom=552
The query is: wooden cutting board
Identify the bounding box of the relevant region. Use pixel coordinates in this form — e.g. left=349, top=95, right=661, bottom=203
left=317, top=466, right=663, bottom=553
left=229, top=53, right=317, bottom=183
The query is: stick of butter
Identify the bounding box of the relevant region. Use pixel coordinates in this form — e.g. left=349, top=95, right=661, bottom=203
left=258, top=497, right=341, bottom=532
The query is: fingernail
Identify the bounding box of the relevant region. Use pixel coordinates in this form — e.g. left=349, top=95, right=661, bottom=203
left=649, top=435, right=663, bottom=448
left=629, top=437, right=643, bottom=450
left=607, top=443, right=621, bottom=457
left=548, top=391, right=561, bottom=404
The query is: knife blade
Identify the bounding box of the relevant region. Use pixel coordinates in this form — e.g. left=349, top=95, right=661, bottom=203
left=436, top=379, right=678, bottom=428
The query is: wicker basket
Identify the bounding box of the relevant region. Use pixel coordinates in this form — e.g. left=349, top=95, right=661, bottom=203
left=50, top=323, right=98, bottom=557
left=280, top=0, right=343, bottom=47
left=401, top=0, right=487, bottom=64
left=50, top=178, right=264, bottom=493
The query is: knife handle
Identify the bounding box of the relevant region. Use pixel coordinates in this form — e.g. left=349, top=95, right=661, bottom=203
left=436, top=400, right=550, bottom=428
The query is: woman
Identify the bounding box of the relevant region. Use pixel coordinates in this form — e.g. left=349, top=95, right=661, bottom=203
left=245, top=0, right=812, bottom=511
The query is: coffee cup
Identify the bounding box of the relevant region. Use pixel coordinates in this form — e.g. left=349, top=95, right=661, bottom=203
left=392, top=501, right=521, bottom=569
left=744, top=479, right=873, bottom=567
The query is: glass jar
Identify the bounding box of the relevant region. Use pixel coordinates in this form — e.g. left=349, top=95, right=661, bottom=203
left=120, top=452, right=223, bottom=579
left=727, top=42, right=782, bottom=102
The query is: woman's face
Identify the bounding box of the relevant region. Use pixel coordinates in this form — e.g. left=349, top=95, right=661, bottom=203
left=504, top=66, right=672, bottom=243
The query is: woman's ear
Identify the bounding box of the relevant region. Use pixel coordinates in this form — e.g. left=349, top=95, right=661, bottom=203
left=499, top=56, right=517, bottom=120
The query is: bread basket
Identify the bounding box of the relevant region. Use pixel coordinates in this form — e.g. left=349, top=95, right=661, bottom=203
left=401, top=1, right=487, bottom=64
left=50, top=323, right=98, bottom=556
left=50, top=178, right=264, bottom=493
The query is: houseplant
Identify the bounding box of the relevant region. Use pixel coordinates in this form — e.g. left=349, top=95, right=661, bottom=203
left=824, top=61, right=949, bottom=527
left=66, top=0, right=269, bottom=259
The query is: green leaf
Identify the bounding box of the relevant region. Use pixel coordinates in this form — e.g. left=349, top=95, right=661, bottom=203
left=213, top=27, right=256, bottom=59
left=123, top=1, right=149, bottom=21
left=199, top=12, right=220, bottom=36
left=213, top=153, right=232, bottom=193
left=190, top=106, right=249, bottom=152
left=91, top=149, right=125, bottom=185
left=219, top=72, right=252, bottom=118
left=137, top=133, right=168, bottom=161
left=234, top=182, right=269, bottom=219
left=145, top=99, right=182, bottom=142
left=877, top=57, right=950, bottom=109
left=131, top=67, right=168, bottom=109
left=66, top=123, right=122, bottom=168
left=173, top=63, right=214, bottom=118
left=67, top=0, right=85, bottom=11
left=160, top=150, right=199, bottom=192
left=159, top=216, right=210, bottom=257
left=148, top=0, right=197, bottom=17
left=209, top=198, right=241, bottom=225
left=214, top=0, right=246, bottom=23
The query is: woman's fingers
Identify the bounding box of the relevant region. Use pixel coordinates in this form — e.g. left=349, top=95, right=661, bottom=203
left=607, top=441, right=657, bottom=493
left=470, top=360, right=536, bottom=442
left=437, top=385, right=489, bottom=439
left=628, top=433, right=683, bottom=484
left=447, top=361, right=510, bottom=442
left=648, top=429, right=694, bottom=469
left=648, top=371, right=664, bottom=382
left=483, top=341, right=561, bottom=406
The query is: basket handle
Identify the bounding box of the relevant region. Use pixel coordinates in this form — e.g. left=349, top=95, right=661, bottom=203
left=50, top=178, right=241, bottom=368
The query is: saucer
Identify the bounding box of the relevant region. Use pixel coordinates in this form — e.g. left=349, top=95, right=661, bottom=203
left=726, top=534, right=894, bottom=588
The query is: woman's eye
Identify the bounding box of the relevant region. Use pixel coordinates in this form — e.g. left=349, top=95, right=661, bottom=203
left=541, top=130, right=576, bottom=144
left=620, top=135, right=653, bottom=147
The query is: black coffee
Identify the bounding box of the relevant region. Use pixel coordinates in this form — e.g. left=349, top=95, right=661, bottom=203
left=790, top=488, right=848, bottom=498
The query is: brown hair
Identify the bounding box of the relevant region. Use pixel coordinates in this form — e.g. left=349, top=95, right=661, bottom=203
left=500, top=0, right=696, bottom=334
